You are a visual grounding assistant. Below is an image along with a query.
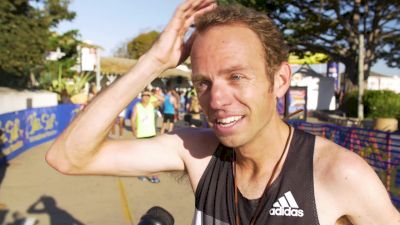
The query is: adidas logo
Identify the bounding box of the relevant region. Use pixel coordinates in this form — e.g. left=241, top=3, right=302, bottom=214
left=269, top=191, right=304, bottom=217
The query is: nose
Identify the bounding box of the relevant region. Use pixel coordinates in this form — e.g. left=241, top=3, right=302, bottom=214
left=209, top=81, right=231, bottom=110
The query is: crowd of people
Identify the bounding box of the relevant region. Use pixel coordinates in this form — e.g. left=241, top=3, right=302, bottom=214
left=127, top=86, right=204, bottom=133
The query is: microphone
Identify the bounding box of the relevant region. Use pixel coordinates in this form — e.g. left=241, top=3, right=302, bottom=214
left=137, top=206, right=174, bottom=225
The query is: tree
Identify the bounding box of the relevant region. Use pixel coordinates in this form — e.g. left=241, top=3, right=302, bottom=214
left=39, top=30, right=82, bottom=91
left=127, top=31, right=160, bottom=59
left=218, top=0, right=400, bottom=87
left=0, top=0, right=75, bottom=88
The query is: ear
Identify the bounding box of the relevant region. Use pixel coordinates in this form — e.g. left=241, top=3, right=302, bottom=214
left=273, top=62, right=291, bottom=98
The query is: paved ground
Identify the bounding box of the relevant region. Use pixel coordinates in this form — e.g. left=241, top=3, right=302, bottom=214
left=0, top=130, right=195, bottom=225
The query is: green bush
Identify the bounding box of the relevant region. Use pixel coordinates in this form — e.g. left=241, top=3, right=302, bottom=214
left=340, top=90, right=400, bottom=119
left=363, top=90, right=400, bottom=118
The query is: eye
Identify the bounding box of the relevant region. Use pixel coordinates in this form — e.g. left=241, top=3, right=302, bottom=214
left=194, top=80, right=210, bottom=93
left=231, top=73, right=243, bottom=81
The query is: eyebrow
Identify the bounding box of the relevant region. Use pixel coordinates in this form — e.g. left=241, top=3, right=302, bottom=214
left=192, top=65, right=248, bottom=80
left=219, top=65, right=247, bottom=75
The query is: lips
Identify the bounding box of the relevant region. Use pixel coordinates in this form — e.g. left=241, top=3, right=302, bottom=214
left=215, top=115, right=244, bottom=128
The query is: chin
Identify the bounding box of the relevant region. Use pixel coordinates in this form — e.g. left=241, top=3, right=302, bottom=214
left=216, top=134, right=245, bottom=148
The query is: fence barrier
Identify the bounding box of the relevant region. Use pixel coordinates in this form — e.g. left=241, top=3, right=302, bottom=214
left=289, top=120, right=400, bottom=208
left=0, top=104, right=80, bottom=164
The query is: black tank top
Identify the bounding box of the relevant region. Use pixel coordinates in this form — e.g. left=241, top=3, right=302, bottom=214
left=192, top=129, right=320, bottom=225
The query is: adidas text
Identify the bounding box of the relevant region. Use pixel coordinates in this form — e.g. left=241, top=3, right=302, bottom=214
left=269, top=207, right=304, bottom=217
left=269, top=191, right=304, bottom=217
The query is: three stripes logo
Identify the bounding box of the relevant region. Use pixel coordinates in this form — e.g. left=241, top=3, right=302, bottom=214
left=269, top=191, right=304, bottom=217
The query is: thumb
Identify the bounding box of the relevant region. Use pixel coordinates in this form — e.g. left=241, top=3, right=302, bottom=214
left=178, top=30, right=197, bottom=65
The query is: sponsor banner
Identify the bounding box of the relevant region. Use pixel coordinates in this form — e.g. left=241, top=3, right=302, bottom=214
left=327, top=61, right=339, bottom=92
left=286, top=87, right=307, bottom=120
left=0, top=104, right=80, bottom=165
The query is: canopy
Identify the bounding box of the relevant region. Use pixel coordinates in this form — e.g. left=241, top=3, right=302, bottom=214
left=100, top=57, right=191, bottom=79
left=288, top=52, right=330, bottom=65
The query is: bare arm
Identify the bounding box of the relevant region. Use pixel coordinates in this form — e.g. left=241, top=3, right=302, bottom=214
left=46, top=0, right=216, bottom=175
left=338, top=153, right=400, bottom=224
left=314, top=138, right=400, bottom=224
left=171, top=96, right=179, bottom=110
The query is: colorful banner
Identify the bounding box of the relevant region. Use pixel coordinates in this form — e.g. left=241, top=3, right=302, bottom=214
left=277, top=96, right=285, bottom=116
left=286, top=87, right=307, bottom=120
left=327, top=61, right=339, bottom=92
left=0, top=104, right=80, bottom=165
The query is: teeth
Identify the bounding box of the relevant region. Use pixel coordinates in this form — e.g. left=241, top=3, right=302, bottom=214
left=217, top=116, right=242, bottom=126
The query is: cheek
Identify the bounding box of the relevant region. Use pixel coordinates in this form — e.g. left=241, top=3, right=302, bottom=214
left=251, top=91, right=276, bottom=117
left=238, top=83, right=270, bottom=106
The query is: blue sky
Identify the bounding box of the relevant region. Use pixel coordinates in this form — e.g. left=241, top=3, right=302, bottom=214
left=56, top=0, right=400, bottom=76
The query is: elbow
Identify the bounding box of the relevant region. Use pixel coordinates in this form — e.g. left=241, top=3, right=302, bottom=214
left=45, top=143, right=78, bottom=175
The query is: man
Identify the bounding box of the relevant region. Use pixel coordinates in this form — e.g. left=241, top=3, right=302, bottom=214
left=160, top=87, right=179, bottom=134
left=46, top=1, right=399, bottom=224
left=131, top=90, right=161, bottom=183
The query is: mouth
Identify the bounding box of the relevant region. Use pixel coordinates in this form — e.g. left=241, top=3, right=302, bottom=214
left=215, top=115, right=244, bottom=128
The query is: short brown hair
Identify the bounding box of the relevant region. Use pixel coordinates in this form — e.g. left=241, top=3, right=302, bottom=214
left=194, top=4, right=289, bottom=86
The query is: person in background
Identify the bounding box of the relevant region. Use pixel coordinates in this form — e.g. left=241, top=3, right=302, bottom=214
left=111, top=109, right=126, bottom=137
left=178, top=90, right=187, bottom=120
left=150, top=87, right=164, bottom=126
left=131, top=91, right=161, bottom=183
left=125, top=96, right=141, bottom=125
left=186, top=96, right=203, bottom=128
left=160, top=87, right=178, bottom=134
left=171, top=89, right=181, bottom=121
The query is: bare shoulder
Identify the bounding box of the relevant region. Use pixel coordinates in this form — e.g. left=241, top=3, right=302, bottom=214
left=170, top=127, right=219, bottom=190
left=313, top=136, right=400, bottom=224
left=171, top=127, right=219, bottom=159
left=313, top=136, right=371, bottom=185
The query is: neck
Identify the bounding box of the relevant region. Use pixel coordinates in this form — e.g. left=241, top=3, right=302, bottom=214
left=235, top=119, right=291, bottom=176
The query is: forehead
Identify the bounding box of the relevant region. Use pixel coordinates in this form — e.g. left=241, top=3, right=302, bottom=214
left=191, top=24, right=265, bottom=72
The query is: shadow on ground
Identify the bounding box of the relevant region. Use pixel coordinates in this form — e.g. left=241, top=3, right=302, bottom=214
left=26, top=195, right=84, bottom=225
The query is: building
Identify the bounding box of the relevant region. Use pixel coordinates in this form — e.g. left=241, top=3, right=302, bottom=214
left=367, top=71, right=400, bottom=93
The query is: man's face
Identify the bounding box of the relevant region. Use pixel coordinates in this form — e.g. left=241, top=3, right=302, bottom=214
left=191, top=25, right=278, bottom=148
left=141, top=94, right=150, bottom=104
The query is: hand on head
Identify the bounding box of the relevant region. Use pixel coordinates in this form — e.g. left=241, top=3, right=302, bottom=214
left=146, top=0, right=216, bottom=70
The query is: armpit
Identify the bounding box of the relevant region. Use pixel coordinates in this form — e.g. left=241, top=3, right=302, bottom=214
left=336, top=215, right=352, bottom=225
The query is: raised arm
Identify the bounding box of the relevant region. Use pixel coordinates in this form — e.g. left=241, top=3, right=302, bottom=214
left=46, top=0, right=216, bottom=176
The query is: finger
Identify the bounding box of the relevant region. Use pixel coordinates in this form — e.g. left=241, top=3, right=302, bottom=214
left=167, top=0, right=215, bottom=31
left=183, top=0, right=215, bottom=19
left=192, top=2, right=217, bottom=22
left=162, top=1, right=197, bottom=34
left=180, top=0, right=215, bottom=14
left=165, top=1, right=215, bottom=44
left=181, top=2, right=216, bottom=34
left=178, top=31, right=196, bottom=65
